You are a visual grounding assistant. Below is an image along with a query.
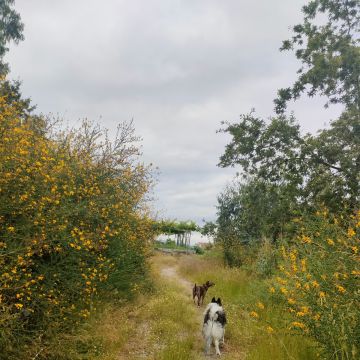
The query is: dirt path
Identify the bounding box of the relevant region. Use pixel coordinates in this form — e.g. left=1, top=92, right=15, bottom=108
left=96, top=252, right=247, bottom=359
left=158, top=260, right=213, bottom=359
left=114, top=254, right=209, bottom=359
left=160, top=266, right=194, bottom=291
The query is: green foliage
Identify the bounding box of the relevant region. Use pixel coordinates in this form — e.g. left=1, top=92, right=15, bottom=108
left=254, top=239, right=277, bottom=277
left=199, top=220, right=217, bottom=237
left=217, top=179, right=295, bottom=246
left=154, top=220, right=198, bottom=235
left=0, top=0, right=24, bottom=74
left=217, top=110, right=359, bottom=243
left=218, top=113, right=303, bottom=186
left=193, top=245, right=204, bottom=255
left=155, top=239, right=188, bottom=250
left=303, top=109, right=360, bottom=211
left=275, top=0, right=360, bottom=113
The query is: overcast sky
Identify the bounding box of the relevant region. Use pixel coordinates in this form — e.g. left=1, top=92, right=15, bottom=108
left=8, top=0, right=343, bottom=224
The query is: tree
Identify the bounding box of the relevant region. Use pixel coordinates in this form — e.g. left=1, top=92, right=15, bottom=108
left=218, top=112, right=303, bottom=187
left=216, top=179, right=295, bottom=246
left=0, top=0, right=24, bottom=74
left=275, top=0, right=360, bottom=113
left=218, top=111, right=360, bottom=216
left=302, top=108, right=360, bottom=211
left=199, top=221, right=217, bottom=238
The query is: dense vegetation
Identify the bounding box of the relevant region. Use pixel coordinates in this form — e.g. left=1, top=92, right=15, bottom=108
left=211, top=1, right=360, bottom=359
left=0, top=80, right=155, bottom=359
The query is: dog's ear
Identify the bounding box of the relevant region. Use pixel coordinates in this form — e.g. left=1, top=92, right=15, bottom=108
left=211, top=297, right=216, bottom=303
left=217, top=298, right=222, bottom=306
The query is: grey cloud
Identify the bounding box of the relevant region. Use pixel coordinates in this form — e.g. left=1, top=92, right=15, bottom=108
left=8, top=0, right=343, bottom=225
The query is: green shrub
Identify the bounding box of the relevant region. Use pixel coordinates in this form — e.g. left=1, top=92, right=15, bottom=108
left=0, top=86, right=154, bottom=358
left=270, top=211, right=360, bottom=359
left=254, top=239, right=277, bottom=277
left=193, top=245, right=204, bottom=254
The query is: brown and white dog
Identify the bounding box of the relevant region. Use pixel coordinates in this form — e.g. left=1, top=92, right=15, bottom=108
left=192, top=281, right=215, bottom=306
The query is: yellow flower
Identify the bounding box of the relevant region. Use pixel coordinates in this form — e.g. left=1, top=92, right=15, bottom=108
left=327, top=238, right=335, bottom=246
left=290, top=321, right=306, bottom=330
left=301, top=235, right=312, bottom=244
left=300, top=259, right=306, bottom=272
left=249, top=311, right=259, bottom=319
left=289, top=251, right=297, bottom=262
left=256, top=302, right=265, bottom=310
left=311, top=280, right=319, bottom=288
left=347, top=228, right=355, bottom=237
left=15, top=303, right=23, bottom=309
left=269, top=287, right=275, bottom=294
left=351, top=246, right=358, bottom=254
left=319, top=291, right=326, bottom=299
left=280, top=287, right=288, bottom=295
left=335, top=285, right=346, bottom=294
left=287, top=298, right=296, bottom=305
left=7, top=226, right=15, bottom=232
left=266, top=326, right=274, bottom=334
left=300, top=306, right=310, bottom=314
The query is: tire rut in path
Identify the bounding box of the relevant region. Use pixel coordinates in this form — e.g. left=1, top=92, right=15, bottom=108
left=160, top=264, right=211, bottom=359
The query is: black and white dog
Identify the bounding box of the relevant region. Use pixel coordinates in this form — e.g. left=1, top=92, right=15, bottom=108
left=203, top=297, right=227, bottom=356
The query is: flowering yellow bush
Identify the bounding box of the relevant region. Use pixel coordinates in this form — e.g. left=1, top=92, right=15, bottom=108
left=271, top=211, right=360, bottom=359
left=0, top=84, right=155, bottom=357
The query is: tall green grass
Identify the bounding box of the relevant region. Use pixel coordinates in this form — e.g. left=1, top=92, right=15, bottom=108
left=178, top=251, right=320, bottom=360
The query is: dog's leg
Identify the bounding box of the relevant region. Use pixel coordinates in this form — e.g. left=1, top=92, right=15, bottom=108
left=214, top=338, right=221, bottom=356
left=204, top=336, right=212, bottom=355
left=221, top=329, right=225, bottom=346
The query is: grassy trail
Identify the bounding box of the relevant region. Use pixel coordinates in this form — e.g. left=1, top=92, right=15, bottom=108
left=86, top=253, right=208, bottom=360
left=82, top=252, right=319, bottom=360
